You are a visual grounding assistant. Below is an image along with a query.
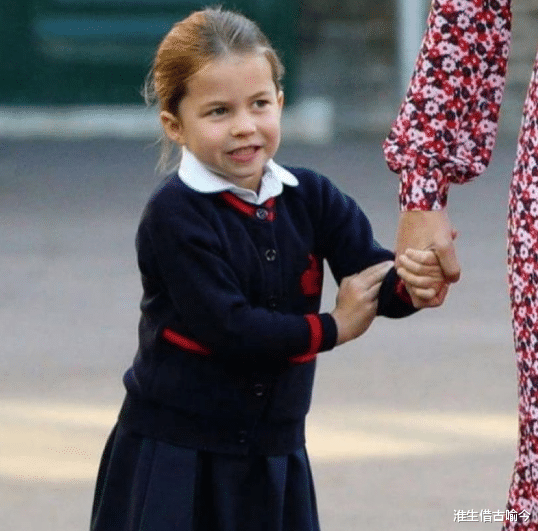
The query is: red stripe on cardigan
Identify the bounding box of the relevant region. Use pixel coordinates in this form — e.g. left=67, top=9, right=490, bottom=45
left=220, top=192, right=275, bottom=221
left=162, top=328, right=211, bottom=356
left=395, top=278, right=413, bottom=306
left=290, top=314, right=323, bottom=364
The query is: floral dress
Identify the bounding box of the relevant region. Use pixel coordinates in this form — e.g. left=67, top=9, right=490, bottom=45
left=383, top=1, right=538, bottom=528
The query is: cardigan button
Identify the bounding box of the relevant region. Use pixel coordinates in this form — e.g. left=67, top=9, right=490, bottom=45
left=265, top=249, right=277, bottom=261
left=253, top=383, right=266, bottom=397
left=256, top=208, right=268, bottom=220
left=237, top=430, right=248, bottom=444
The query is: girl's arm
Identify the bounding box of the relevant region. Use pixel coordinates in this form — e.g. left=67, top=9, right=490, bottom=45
left=138, top=200, right=337, bottom=367
left=306, top=172, right=416, bottom=318
left=383, top=0, right=512, bottom=210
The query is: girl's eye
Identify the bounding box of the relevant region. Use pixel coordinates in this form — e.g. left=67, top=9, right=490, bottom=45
left=254, top=99, right=270, bottom=109
left=208, top=107, right=227, bottom=117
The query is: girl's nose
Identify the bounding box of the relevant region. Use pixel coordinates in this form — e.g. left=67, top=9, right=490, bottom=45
left=230, top=113, right=256, bottom=136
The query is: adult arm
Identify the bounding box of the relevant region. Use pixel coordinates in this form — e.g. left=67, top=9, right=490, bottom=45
left=384, top=1, right=512, bottom=302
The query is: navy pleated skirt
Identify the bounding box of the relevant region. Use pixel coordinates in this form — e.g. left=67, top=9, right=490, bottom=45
left=90, top=424, right=320, bottom=531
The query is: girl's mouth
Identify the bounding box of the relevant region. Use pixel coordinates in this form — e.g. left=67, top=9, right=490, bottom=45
left=228, top=146, right=260, bottom=163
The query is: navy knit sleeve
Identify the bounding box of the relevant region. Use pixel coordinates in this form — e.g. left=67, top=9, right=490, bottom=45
left=294, top=171, right=392, bottom=281
left=377, top=267, right=417, bottom=318
left=137, top=188, right=337, bottom=366
left=293, top=170, right=416, bottom=318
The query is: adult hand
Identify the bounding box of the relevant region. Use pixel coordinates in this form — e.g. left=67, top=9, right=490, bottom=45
left=395, top=210, right=460, bottom=307
left=397, top=249, right=449, bottom=308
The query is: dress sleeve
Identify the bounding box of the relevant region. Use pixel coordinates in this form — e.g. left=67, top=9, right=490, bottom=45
left=383, top=0, right=512, bottom=210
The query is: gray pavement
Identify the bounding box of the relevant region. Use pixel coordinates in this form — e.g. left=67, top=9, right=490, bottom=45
left=0, top=135, right=521, bottom=529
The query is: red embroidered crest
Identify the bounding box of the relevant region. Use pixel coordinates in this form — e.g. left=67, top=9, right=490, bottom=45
left=300, top=254, right=322, bottom=296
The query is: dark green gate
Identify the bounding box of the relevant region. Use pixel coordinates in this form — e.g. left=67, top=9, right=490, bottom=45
left=0, top=0, right=298, bottom=105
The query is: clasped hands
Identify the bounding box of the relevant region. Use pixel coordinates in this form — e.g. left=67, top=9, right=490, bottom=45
left=395, top=209, right=460, bottom=309
left=330, top=209, right=459, bottom=346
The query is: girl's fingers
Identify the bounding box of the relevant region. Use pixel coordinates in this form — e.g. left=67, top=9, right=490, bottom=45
left=365, top=260, right=394, bottom=275
left=355, top=260, right=393, bottom=287
left=370, top=260, right=394, bottom=278
left=364, top=279, right=383, bottom=300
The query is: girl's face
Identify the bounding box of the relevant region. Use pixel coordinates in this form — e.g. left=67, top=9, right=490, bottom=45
left=161, top=53, right=284, bottom=192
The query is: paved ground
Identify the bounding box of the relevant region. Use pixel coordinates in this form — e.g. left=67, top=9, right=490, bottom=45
left=0, top=134, right=523, bottom=529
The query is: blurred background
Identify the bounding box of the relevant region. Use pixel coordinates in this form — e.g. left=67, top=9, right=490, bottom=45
left=2, top=1, right=538, bottom=530
left=2, top=0, right=536, bottom=138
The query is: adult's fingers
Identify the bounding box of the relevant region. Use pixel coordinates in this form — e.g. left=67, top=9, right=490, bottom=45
left=407, top=285, right=438, bottom=300
left=399, top=253, right=443, bottom=279
left=396, top=264, right=442, bottom=289
left=395, top=210, right=460, bottom=283
left=404, top=248, right=439, bottom=266
left=406, top=283, right=450, bottom=308
left=433, top=237, right=461, bottom=283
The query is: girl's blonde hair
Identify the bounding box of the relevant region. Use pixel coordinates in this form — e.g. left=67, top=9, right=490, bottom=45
left=144, top=7, right=285, bottom=172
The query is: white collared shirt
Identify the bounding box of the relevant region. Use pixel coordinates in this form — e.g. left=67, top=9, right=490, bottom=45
left=178, top=147, right=298, bottom=205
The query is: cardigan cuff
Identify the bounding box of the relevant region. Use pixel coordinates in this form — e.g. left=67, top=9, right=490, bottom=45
left=377, top=267, right=418, bottom=318
left=289, top=313, right=337, bottom=364
left=394, top=277, right=413, bottom=306
left=318, top=312, right=338, bottom=351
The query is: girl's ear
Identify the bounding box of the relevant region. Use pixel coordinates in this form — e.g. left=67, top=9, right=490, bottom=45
left=160, top=111, right=185, bottom=144
left=277, top=91, right=284, bottom=110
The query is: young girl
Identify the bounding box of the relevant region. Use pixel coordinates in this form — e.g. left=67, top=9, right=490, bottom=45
left=90, top=8, right=442, bottom=531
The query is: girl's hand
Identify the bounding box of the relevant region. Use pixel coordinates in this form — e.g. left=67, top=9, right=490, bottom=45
left=331, top=261, right=393, bottom=345
left=396, top=248, right=448, bottom=308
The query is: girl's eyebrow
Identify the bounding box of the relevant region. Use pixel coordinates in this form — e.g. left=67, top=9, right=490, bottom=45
left=198, top=99, right=230, bottom=112
left=250, top=90, right=273, bottom=99
left=200, top=91, right=273, bottom=109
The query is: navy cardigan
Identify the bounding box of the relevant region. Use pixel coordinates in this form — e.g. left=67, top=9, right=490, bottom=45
left=119, top=167, right=416, bottom=455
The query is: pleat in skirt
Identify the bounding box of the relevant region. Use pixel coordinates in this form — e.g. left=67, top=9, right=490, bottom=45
left=90, top=424, right=321, bottom=531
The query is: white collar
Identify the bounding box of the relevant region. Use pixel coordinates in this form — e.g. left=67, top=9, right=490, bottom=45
left=178, top=147, right=298, bottom=205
